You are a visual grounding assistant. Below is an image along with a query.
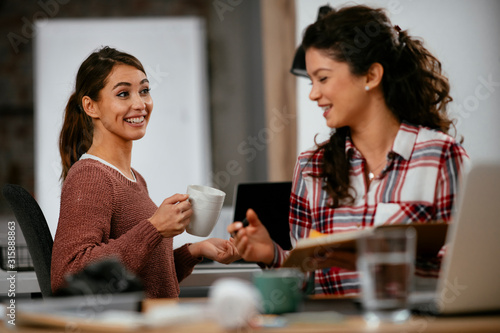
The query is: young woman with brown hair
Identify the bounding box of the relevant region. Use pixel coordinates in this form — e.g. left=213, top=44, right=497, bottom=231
left=52, top=46, right=239, bottom=298
left=229, top=5, right=469, bottom=296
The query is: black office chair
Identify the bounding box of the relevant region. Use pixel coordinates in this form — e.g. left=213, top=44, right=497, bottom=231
left=2, top=184, right=53, bottom=298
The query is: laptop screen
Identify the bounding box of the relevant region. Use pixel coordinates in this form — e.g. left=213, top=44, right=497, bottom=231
left=232, top=182, right=293, bottom=251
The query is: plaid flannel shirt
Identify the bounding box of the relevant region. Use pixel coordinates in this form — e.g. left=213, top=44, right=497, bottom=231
left=273, top=122, right=470, bottom=296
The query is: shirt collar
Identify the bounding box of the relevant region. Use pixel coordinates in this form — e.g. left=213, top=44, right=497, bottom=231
left=391, top=122, right=418, bottom=160
left=345, top=135, right=358, bottom=158
left=345, top=122, right=418, bottom=161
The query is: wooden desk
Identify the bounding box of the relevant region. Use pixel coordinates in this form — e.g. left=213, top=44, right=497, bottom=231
left=7, top=297, right=500, bottom=333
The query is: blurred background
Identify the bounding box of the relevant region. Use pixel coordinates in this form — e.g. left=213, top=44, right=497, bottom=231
left=1, top=0, right=499, bottom=264
left=0, top=0, right=269, bottom=217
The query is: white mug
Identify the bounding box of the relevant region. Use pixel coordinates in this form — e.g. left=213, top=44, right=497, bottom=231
left=186, top=185, right=225, bottom=237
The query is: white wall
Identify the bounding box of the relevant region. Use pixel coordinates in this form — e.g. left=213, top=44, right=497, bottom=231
left=295, top=0, right=500, bottom=164
left=34, top=18, right=214, bottom=248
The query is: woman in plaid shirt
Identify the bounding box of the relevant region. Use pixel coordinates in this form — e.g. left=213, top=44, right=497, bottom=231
left=228, top=5, right=469, bottom=295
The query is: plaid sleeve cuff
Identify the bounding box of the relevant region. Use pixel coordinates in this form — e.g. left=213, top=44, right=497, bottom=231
left=257, top=241, right=290, bottom=269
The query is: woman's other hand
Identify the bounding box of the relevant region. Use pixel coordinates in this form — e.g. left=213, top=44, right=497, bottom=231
left=148, top=194, right=192, bottom=238
left=227, top=209, right=275, bottom=266
left=189, top=238, right=241, bottom=264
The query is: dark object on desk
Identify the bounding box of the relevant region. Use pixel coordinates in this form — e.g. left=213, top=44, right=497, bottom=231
left=290, top=5, right=333, bottom=77
left=53, top=257, right=144, bottom=297
left=233, top=182, right=293, bottom=251
left=2, top=184, right=54, bottom=298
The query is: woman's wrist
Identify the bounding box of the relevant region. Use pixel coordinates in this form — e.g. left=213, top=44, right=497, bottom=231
left=147, top=216, right=162, bottom=234
left=187, top=242, right=203, bottom=259
left=262, top=241, right=276, bottom=266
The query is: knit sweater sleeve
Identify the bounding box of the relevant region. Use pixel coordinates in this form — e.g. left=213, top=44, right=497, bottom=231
left=174, top=244, right=202, bottom=282
left=51, top=163, right=163, bottom=293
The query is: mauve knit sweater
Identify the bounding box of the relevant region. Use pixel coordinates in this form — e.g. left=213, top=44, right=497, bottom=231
left=51, top=159, right=201, bottom=298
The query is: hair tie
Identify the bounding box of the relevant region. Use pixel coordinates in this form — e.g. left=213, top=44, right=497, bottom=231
left=393, top=25, right=406, bottom=51
left=391, top=25, right=406, bottom=62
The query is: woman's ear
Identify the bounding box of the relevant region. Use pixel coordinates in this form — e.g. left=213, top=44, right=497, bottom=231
left=365, top=62, right=384, bottom=91
left=82, top=96, right=99, bottom=119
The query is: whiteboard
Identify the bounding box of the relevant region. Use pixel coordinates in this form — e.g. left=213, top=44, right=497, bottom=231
left=34, top=18, right=212, bottom=248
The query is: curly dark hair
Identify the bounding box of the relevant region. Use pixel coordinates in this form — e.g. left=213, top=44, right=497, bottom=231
left=301, top=5, right=453, bottom=207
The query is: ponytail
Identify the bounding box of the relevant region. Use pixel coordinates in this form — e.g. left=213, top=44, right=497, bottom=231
left=59, top=93, right=93, bottom=180
left=383, top=30, right=453, bottom=133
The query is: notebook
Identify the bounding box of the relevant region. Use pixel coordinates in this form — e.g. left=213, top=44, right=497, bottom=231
left=232, top=181, right=293, bottom=251
left=411, top=162, right=500, bottom=315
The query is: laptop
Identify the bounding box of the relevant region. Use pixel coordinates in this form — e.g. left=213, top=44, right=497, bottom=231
left=411, top=162, right=500, bottom=315
left=232, top=181, right=293, bottom=251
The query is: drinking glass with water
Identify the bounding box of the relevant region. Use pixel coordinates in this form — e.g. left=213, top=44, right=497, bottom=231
left=357, top=227, right=417, bottom=323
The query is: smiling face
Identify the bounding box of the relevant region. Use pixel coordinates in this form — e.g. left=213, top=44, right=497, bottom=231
left=84, top=64, right=153, bottom=144
left=306, top=47, right=369, bottom=129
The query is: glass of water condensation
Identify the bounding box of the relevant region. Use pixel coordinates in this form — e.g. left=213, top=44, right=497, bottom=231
left=357, top=227, right=417, bottom=323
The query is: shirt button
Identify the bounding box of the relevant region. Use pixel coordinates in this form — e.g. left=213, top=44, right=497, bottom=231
left=357, top=223, right=362, bottom=228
